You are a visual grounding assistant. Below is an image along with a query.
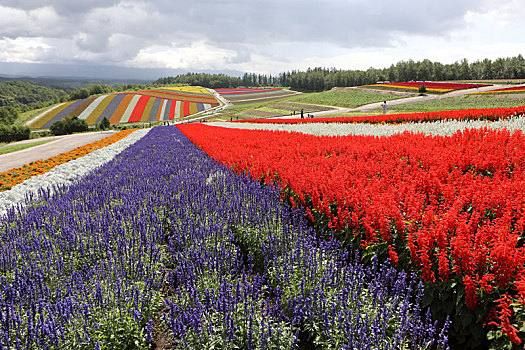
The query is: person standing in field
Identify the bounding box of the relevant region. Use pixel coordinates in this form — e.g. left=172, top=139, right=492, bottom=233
left=382, top=101, right=387, bottom=115
left=301, top=108, right=304, bottom=119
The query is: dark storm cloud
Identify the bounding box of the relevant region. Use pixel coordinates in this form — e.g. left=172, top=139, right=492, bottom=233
left=0, top=0, right=493, bottom=66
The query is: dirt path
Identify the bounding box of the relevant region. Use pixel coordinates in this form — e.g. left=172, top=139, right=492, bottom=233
left=0, top=131, right=116, bottom=173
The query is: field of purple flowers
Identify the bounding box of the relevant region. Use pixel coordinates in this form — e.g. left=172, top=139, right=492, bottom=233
left=0, top=127, right=449, bottom=349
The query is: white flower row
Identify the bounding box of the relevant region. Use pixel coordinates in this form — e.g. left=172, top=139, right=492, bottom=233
left=0, top=129, right=150, bottom=217
left=212, top=115, right=525, bottom=137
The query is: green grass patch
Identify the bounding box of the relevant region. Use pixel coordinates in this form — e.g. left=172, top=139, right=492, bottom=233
left=0, top=139, right=54, bottom=155
left=285, top=90, right=407, bottom=108
left=389, top=95, right=525, bottom=113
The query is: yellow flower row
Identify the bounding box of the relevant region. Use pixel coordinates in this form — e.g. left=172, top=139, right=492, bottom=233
left=161, top=86, right=211, bottom=95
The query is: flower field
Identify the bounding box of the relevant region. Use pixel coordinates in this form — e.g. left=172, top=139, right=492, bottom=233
left=0, top=126, right=448, bottom=349
left=212, top=115, right=525, bottom=137
left=30, top=87, right=219, bottom=129
left=179, top=122, right=525, bottom=347
left=470, top=85, right=525, bottom=95
left=0, top=129, right=135, bottom=192
left=237, top=105, right=525, bottom=125
left=360, top=82, right=491, bottom=93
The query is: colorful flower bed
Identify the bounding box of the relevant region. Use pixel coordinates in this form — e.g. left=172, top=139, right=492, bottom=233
left=0, top=127, right=447, bottom=349
left=179, top=123, right=525, bottom=347
left=31, top=87, right=219, bottom=129
left=213, top=115, right=525, bottom=137
left=361, top=82, right=491, bottom=93
left=0, top=130, right=135, bottom=192
left=235, top=105, right=525, bottom=124
left=470, top=85, right=525, bottom=95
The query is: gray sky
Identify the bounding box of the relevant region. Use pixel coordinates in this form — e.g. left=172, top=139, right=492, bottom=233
left=0, top=0, right=524, bottom=78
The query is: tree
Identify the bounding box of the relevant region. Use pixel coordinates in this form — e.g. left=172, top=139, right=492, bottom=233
left=0, top=106, right=18, bottom=125
left=99, top=117, right=110, bottom=130
left=50, top=116, right=88, bottom=135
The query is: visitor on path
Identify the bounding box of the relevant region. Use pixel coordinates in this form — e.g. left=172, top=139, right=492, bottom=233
left=301, top=108, right=304, bottom=119
left=382, top=101, right=387, bottom=115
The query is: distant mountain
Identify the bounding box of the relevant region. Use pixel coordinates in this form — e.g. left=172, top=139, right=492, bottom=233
left=0, top=61, right=244, bottom=83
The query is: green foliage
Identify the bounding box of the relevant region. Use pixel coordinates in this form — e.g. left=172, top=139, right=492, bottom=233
left=0, top=80, right=65, bottom=112
left=0, top=124, right=31, bottom=142
left=154, top=73, right=245, bottom=88
left=419, top=84, right=427, bottom=93
left=68, top=84, right=114, bottom=101
left=97, top=117, right=111, bottom=130
left=0, top=106, right=18, bottom=125
left=50, top=116, right=88, bottom=135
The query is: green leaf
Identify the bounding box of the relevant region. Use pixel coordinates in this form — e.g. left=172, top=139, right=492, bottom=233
left=460, top=310, right=474, bottom=328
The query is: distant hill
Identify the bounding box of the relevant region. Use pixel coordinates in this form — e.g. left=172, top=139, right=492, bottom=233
left=0, top=80, right=66, bottom=112
left=0, top=75, right=150, bottom=93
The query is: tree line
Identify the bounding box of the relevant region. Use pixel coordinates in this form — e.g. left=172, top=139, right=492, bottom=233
left=155, top=55, right=525, bottom=91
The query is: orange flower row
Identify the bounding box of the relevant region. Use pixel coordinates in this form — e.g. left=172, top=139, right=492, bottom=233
left=0, top=130, right=135, bottom=192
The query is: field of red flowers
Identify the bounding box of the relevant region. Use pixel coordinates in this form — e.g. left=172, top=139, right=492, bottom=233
left=237, top=105, right=525, bottom=124
left=179, top=123, right=525, bottom=346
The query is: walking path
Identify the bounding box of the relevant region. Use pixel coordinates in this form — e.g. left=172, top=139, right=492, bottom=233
left=0, top=131, right=116, bottom=172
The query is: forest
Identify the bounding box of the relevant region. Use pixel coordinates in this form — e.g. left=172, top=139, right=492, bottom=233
left=155, top=55, right=525, bottom=91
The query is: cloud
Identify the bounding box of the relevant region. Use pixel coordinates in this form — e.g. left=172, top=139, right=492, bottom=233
left=0, top=0, right=521, bottom=76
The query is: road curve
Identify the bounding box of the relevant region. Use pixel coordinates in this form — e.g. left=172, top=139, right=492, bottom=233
left=0, top=131, right=117, bottom=173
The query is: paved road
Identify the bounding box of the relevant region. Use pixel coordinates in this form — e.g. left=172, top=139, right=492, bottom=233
left=0, top=131, right=116, bottom=172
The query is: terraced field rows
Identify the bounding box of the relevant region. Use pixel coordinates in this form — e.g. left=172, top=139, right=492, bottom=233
left=31, top=87, right=219, bottom=129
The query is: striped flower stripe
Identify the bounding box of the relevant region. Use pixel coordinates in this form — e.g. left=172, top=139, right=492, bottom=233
left=30, top=88, right=220, bottom=128
left=148, top=98, right=162, bottom=122
left=189, top=102, right=198, bottom=115
left=162, top=100, right=172, bottom=120
left=140, top=97, right=156, bottom=122
left=120, top=90, right=217, bottom=104
left=97, top=94, right=125, bottom=124
left=30, top=102, right=75, bottom=129
left=161, top=86, right=211, bottom=94
left=110, top=94, right=135, bottom=124
left=42, top=100, right=86, bottom=129
left=69, top=97, right=97, bottom=118
left=157, top=99, right=167, bottom=121
left=128, top=95, right=150, bottom=123
left=87, top=95, right=116, bottom=125
left=173, top=101, right=182, bottom=119
left=78, top=95, right=108, bottom=120
left=119, top=95, right=141, bottom=123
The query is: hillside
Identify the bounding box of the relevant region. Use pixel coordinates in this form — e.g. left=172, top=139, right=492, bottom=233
left=0, top=80, right=66, bottom=112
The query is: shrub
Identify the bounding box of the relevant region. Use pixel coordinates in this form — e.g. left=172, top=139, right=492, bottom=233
left=0, top=124, right=30, bottom=142
left=50, top=116, right=89, bottom=135
left=98, top=117, right=110, bottom=130
left=419, top=84, right=427, bottom=93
